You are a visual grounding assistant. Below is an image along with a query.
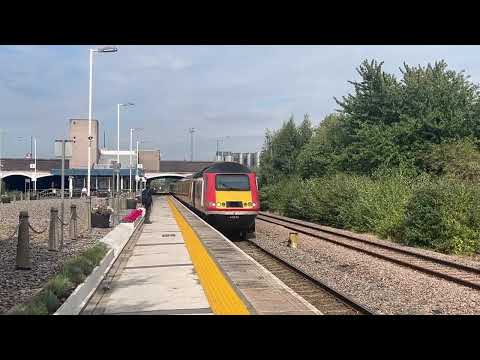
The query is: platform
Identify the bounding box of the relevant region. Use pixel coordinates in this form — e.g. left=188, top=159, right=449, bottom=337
left=90, top=196, right=320, bottom=315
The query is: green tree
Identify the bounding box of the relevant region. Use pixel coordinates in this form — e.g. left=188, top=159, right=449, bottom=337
left=297, top=113, right=347, bottom=178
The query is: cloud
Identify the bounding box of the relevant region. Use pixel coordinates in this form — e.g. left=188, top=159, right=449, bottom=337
left=2, top=45, right=480, bottom=159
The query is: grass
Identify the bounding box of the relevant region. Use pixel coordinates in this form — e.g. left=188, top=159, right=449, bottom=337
left=11, top=242, right=108, bottom=315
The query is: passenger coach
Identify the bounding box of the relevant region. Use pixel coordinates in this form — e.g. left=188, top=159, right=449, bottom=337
left=170, top=162, right=259, bottom=240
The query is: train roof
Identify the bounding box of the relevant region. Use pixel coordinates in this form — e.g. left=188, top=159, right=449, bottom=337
left=192, top=162, right=252, bottom=178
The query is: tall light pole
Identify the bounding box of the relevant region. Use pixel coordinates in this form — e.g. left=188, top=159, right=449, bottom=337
left=188, top=128, right=195, bottom=161
left=117, top=102, right=134, bottom=192
left=33, top=137, right=37, bottom=193
left=129, top=127, right=142, bottom=195
left=216, top=136, right=230, bottom=160
left=87, top=46, right=118, bottom=197
left=0, top=129, right=4, bottom=195
left=136, top=139, right=149, bottom=192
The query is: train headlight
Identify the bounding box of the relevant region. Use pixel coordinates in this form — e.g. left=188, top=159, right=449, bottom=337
left=221, top=202, right=225, bottom=207
left=216, top=202, right=221, bottom=207
left=209, top=202, right=216, bottom=207
left=248, top=202, right=252, bottom=207
left=252, top=202, right=256, bottom=207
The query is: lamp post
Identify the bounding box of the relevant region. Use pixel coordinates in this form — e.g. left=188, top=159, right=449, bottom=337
left=136, top=139, right=149, bottom=192
left=129, top=127, right=142, bottom=195
left=0, top=129, right=5, bottom=195
left=117, top=102, right=134, bottom=193
left=87, top=46, right=118, bottom=197
left=216, top=136, right=230, bottom=160
left=33, top=137, right=37, bottom=193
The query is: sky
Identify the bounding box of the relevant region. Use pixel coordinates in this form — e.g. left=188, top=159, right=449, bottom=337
left=1, top=45, right=480, bottom=161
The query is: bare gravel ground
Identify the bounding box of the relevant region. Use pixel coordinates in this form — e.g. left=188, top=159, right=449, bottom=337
left=254, top=220, right=480, bottom=315
left=0, top=198, right=111, bottom=314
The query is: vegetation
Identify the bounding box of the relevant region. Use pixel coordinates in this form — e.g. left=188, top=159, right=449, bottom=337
left=11, top=242, right=108, bottom=315
left=259, top=59, right=480, bottom=255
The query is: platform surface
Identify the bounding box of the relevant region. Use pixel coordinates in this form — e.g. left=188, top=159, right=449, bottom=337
left=98, top=198, right=213, bottom=315
left=95, top=196, right=320, bottom=315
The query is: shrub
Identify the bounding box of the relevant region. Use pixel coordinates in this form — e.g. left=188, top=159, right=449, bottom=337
left=44, top=274, right=73, bottom=299
left=400, top=178, right=480, bottom=254
left=12, top=242, right=109, bottom=315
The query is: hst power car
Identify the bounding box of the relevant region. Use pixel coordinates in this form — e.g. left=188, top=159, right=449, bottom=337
left=170, top=162, right=260, bottom=240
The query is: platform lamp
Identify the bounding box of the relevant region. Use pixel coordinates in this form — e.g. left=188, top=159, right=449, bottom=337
left=136, top=139, right=150, bottom=192
left=87, top=45, right=118, bottom=197
left=117, top=102, right=135, bottom=193
left=129, top=127, right=143, bottom=196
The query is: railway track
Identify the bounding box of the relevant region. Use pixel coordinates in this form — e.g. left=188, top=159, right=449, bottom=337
left=235, top=240, right=375, bottom=315
left=257, top=212, right=480, bottom=291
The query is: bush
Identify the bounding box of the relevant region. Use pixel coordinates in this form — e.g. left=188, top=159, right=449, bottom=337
left=44, top=274, right=73, bottom=299
left=12, top=242, right=109, bottom=315
left=400, top=178, right=480, bottom=254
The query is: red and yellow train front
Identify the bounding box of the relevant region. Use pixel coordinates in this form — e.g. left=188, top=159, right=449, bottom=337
left=203, top=172, right=259, bottom=232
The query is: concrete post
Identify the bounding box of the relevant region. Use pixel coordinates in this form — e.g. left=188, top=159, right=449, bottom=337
left=69, top=204, right=77, bottom=240
left=16, top=211, right=31, bottom=269
left=48, top=207, right=58, bottom=251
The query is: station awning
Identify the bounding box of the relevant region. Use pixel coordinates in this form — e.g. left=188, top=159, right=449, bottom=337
left=50, top=168, right=145, bottom=177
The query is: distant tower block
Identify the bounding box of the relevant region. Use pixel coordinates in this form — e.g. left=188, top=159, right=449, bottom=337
left=69, top=119, right=99, bottom=169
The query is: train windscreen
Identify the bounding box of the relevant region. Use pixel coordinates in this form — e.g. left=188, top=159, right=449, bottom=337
left=215, top=174, right=250, bottom=191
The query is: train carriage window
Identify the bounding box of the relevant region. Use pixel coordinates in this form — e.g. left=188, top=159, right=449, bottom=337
left=215, top=174, right=250, bottom=191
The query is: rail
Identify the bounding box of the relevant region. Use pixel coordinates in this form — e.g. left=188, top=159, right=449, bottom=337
left=257, top=212, right=480, bottom=291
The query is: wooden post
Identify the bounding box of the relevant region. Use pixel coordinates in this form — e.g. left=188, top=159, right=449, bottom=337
left=48, top=207, right=58, bottom=251
left=69, top=204, right=77, bottom=240
left=16, top=211, right=31, bottom=270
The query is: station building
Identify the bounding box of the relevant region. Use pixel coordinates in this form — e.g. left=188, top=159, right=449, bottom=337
left=0, top=119, right=218, bottom=195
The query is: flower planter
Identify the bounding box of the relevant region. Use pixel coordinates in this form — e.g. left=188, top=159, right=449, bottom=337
left=91, top=213, right=110, bottom=228
left=126, top=198, right=137, bottom=209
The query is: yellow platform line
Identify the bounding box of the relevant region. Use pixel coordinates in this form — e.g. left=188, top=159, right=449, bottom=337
left=167, top=198, right=250, bottom=315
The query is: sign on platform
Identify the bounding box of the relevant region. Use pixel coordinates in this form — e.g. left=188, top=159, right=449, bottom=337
left=54, top=141, right=73, bottom=158
left=29, top=163, right=36, bottom=169
left=137, top=163, right=143, bottom=169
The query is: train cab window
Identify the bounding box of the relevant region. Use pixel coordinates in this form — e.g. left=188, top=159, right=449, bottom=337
left=216, top=174, right=250, bottom=191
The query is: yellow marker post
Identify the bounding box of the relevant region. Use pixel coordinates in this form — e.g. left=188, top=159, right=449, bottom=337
left=167, top=198, right=250, bottom=315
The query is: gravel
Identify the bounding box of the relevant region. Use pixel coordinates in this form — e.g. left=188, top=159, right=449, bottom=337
left=0, top=198, right=111, bottom=314
left=254, top=219, right=480, bottom=315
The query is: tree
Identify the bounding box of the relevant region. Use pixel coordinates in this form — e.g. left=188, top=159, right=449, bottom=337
left=258, top=114, right=313, bottom=185
left=297, top=113, right=347, bottom=178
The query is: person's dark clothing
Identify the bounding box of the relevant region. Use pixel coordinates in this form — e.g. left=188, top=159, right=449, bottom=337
left=142, top=188, right=153, bottom=222
left=142, top=188, right=153, bottom=206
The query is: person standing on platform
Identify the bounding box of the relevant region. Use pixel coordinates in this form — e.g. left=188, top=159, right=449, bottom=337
left=142, top=183, right=153, bottom=224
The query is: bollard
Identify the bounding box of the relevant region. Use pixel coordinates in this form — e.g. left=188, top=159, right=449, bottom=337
left=69, top=204, right=77, bottom=240
left=288, top=232, right=298, bottom=248
left=48, top=207, right=58, bottom=251
left=20, top=193, right=23, bottom=201
left=16, top=211, right=31, bottom=270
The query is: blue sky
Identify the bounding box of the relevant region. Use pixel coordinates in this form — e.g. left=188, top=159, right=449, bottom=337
left=1, top=45, right=480, bottom=160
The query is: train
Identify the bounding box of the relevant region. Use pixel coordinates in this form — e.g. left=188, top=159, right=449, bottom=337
left=169, top=162, right=260, bottom=240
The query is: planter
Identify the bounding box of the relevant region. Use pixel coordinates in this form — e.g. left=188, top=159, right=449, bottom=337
left=126, top=198, right=137, bottom=209
left=1, top=196, right=11, bottom=204
left=91, top=213, right=110, bottom=228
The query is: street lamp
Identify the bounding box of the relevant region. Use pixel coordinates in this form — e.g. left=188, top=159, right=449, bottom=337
left=216, top=136, right=230, bottom=160
left=87, top=45, right=118, bottom=197
left=129, top=127, right=143, bottom=195
left=136, top=139, right=150, bottom=192
left=117, top=102, right=134, bottom=192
